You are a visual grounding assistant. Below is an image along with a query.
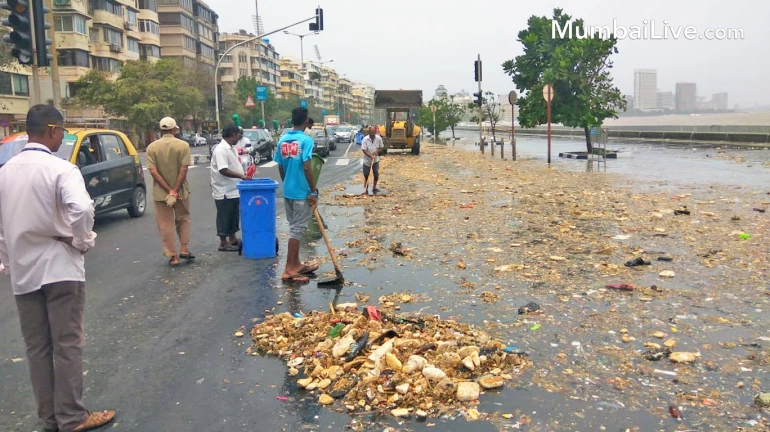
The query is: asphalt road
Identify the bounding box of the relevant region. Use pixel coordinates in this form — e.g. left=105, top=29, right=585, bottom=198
left=0, top=140, right=377, bottom=432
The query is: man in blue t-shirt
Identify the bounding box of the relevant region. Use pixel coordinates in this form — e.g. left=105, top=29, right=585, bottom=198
left=274, top=107, right=319, bottom=283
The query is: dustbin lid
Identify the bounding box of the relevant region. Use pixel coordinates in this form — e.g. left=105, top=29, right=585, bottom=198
left=237, top=178, right=279, bottom=191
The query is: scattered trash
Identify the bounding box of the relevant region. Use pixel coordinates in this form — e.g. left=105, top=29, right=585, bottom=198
left=753, top=208, right=766, bottom=213
left=656, top=256, right=673, bottom=262
left=755, top=393, right=770, bottom=408
left=249, top=310, right=530, bottom=418
left=234, top=331, right=244, bottom=338
left=606, top=284, right=634, bottom=291
left=658, top=270, right=676, bottom=278
left=276, top=396, right=289, bottom=402
left=624, top=257, right=651, bottom=267
left=674, top=207, right=691, bottom=216
left=669, top=403, right=683, bottom=420
left=739, top=233, right=752, bottom=240
left=517, top=302, right=540, bottom=315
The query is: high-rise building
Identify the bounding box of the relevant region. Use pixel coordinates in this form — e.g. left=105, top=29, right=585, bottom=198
left=623, top=94, right=634, bottom=110
left=338, top=77, right=355, bottom=122
left=218, top=31, right=281, bottom=94
left=320, top=65, right=338, bottom=109
left=303, top=61, right=325, bottom=108
left=712, top=92, right=729, bottom=111
left=0, top=67, right=31, bottom=134
left=158, top=0, right=218, bottom=72
left=435, top=85, right=447, bottom=99
left=278, top=57, right=304, bottom=99
left=675, top=82, right=697, bottom=111
left=657, top=91, right=674, bottom=110
left=633, top=69, right=657, bottom=109
left=351, top=83, right=375, bottom=123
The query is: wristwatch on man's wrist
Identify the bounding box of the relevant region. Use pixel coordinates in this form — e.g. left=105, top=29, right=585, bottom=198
left=310, top=190, right=319, bottom=197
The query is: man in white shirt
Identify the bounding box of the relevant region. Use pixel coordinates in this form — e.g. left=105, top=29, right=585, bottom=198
left=0, top=105, right=115, bottom=432
left=361, top=125, right=384, bottom=193
left=211, top=125, right=253, bottom=251
left=234, top=126, right=251, bottom=150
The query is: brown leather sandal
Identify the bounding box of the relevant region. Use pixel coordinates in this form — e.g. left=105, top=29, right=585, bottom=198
left=70, top=410, right=115, bottom=431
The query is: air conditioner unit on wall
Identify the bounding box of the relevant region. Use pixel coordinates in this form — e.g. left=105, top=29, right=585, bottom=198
left=110, top=44, right=122, bottom=53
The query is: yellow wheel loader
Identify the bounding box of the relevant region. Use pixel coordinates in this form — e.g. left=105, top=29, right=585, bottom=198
left=374, top=90, right=423, bottom=155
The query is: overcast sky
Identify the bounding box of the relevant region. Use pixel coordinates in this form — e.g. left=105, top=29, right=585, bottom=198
left=213, top=0, right=769, bottom=108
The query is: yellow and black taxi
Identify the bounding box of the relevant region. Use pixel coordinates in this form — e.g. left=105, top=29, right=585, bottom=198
left=0, top=129, right=147, bottom=217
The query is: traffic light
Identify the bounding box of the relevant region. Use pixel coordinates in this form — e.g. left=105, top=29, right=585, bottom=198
left=31, top=0, right=52, bottom=67
left=474, top=60, right=482, bottom=82
left=309, top=7, right=323, bottom=31
left=1, top=0, right=34, bottom=65
left=473, top=92, right=483, bottom=107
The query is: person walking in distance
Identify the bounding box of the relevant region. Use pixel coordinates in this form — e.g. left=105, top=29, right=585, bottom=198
left=0, top=104, right=116, bottom=432
left=211, top=125, right=253, bottom=251
left=146, top=117, right=194, bottom=266
left=274, top=107, right=320, bottom=283
left=361, top=125, right=384, bottom=193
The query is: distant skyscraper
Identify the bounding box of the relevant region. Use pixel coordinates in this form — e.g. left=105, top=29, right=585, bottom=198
left=657, top=91, right=674, bottom=110
left=435, top=85, right=448, bottom=99
left=712, top=93, right=729, bottom=111
left=675, top=83, right=697, bottom=111
left=633, top=69, right=657, bottom=109
left=623, top=94, right=634, bottom=110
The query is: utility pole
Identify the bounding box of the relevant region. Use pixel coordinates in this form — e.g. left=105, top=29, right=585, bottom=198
left=27, top=0, right=41, bottom=105
left=508, top=91, right=518, bottom=161
left=45, top=0, right=60, bottom=109
left=430, top=104, right=436, bottom=144
left=254, top=0, right=265, bottom=126
left=543, top=84, right=554, bottom=164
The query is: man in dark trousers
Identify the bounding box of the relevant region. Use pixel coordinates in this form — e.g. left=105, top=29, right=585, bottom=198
left=361, top=125, right=384, bottom=193
left=0, top=104, right=115, bottom=432
left=274, top=107, right=320, bottom=283
left=210, top=125, right=253, bottom=251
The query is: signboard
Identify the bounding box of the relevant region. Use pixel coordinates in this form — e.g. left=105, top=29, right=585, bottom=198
left=508, top=91, right=518, bottom=105
left=201, top=121, right=217, bottom=132
left=244, top=95, right=256, bottom=108
left=321, top=108, right=327, bottom=116
left=301, top=100, right=308, bottom=108
left=542, top=84, right=554, bottom=102
left=256, top=86, right=267, bottom=101
left=0, top=119, right=10, bottom=128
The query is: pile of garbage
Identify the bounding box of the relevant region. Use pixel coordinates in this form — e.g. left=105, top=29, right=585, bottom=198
left=249, top=303, right=531, bottom=419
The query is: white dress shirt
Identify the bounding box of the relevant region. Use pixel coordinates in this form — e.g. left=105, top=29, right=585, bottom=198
left=210, top=139, right=244, bottom=200
left=0, top=143, right=97, bottom=295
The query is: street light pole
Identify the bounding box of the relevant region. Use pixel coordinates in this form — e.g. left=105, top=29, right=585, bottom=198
left=215, top=14, right=320, bottom=131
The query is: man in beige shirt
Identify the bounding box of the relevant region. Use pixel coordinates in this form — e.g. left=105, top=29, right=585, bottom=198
left=146, top=117, right=193, bottom=266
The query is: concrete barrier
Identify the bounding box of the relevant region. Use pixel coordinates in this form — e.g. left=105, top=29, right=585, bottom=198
left=191, top=154, right=210, bottom=165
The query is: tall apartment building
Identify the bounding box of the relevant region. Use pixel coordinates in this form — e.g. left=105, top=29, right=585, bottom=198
left=158, top=0, right=218, bottom=72
left=435, top=85, right=447, bottom=99
left=675, top=82, right=697, bottom=111
left=337, top=77, right=355, bottom=122
left=0, top=66, right=30, bottom=133
left=712, top=92, right=729, bottom=111
left=303, top=61, right=325, bottom=107
left=657, top=91, right=674, bottom=110
left=320, top=65, right=338, bottom=110
left=633, top=69, right=657, bottom=110
left=351, top=83, right=374, bottom=123
left=218, top=31, right=280, bottom=93
left=278, top=57, right=303, bottom=99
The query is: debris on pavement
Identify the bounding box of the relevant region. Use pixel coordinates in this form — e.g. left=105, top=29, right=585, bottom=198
left=249, top=308, right=531, bottom=418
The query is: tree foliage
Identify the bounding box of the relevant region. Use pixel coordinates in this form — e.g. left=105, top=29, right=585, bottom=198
left=502, top=8, right=626, bottom=152
left=74, top=59, right=203, bottom=141
left=416, top=96, right=465, bottom=138
left=468, top=91, right=502, bottom=141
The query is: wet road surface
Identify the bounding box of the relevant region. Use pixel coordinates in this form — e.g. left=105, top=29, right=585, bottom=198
left=2, top=139, right=768, bottom=431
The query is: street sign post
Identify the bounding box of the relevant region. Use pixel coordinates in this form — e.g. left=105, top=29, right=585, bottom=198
left=430, top=104, right=437, bottom=144
left=322, top=108, right=327, bottom=116
left=301, top=99, right=308, bottom=108
left=245, top=95, right=256, bottom=108
left=542, top=84, right=554, bottom=164
left=508, top=91, right=518, bottom=161
left=256, top=86, right=267, bottom=101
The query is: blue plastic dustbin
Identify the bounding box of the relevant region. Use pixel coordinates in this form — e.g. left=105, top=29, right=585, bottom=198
left=237, top=178, right=280, bottom=259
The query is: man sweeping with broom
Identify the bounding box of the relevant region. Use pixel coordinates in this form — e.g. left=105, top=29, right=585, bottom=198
left=361, top=126, right=383, bottom=194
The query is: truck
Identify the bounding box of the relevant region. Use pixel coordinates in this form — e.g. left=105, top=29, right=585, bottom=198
left=374, top=90, right=422, bottom=155
left=323, top=115, right=340, bottom=127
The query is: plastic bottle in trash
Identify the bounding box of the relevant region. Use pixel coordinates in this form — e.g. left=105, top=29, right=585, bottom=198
left=328, top=323, right=345, bottom=338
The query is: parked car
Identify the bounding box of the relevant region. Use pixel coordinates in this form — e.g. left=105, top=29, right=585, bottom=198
left=279, top=128, right=293, bottom=138
left=241, top=128, right=275, bottom=163
left=309, top=128, right=330, bottom=157
left=333, top=125, right=354, bottom=144
left=0, top=130, right=146, bottom=218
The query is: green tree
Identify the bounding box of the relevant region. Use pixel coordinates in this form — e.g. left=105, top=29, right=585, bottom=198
left=444, top=96, right=466, bottom=140
left=416, top=98, right=450, bottom=137
left=468, top=91, right=501, bottom=142
left=502, top=8, right=626, bottom=152
left=74, top=59, right=203, bottom=146
left=182, top=62, right=216, bottom=131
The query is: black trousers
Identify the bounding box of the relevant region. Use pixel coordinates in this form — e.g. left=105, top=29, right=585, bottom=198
left=215, top=197, right=240, bottom=237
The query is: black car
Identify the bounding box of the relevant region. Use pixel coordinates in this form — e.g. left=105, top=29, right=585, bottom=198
left=309, top=128, right=330, bottom=157
left=242, top=128, right=275, bottom=163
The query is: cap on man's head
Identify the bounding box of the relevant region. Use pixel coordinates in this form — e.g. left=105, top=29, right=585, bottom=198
left=159, top=117, right=178, bottom=131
